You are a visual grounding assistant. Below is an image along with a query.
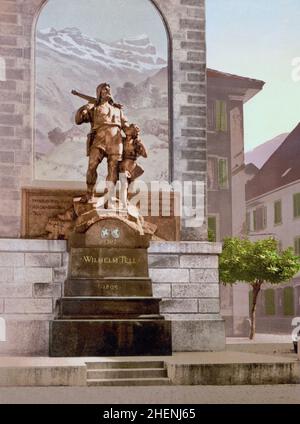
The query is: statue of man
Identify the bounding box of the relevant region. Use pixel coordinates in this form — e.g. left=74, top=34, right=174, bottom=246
left=75, top=83, right=129, bottom=205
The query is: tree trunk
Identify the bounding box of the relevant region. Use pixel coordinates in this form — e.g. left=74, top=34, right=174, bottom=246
left=249, top=281, right=263, bottom=340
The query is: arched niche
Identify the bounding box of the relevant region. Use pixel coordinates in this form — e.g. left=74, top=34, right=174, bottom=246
left=33, top=0, right=172, bottom=186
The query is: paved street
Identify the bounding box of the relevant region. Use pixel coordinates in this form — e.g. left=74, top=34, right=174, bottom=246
left=0, top=385, right=300, bottom=404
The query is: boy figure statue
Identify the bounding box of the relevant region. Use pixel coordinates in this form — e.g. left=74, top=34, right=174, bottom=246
left=75, top=82, right=129, bottom=206
left=119, top=124, right=148, bottom=208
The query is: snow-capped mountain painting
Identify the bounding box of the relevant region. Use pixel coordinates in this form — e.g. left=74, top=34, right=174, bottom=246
left=35, top=27, right=169, bottom=182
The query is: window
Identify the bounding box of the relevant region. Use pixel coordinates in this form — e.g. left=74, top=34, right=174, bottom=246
left=218, top=158, right=229, bottom=189
left=216, top=100, right=227, bottom=132
left=208, top=100, right=227, bottom=132
left=246, top=212, right=251, bottom=233
left=264, top=289, right=275, bottom=315
left=208, top=216, right=217, bottom=242
left=294, top=237, right=300, bottom=255
left=283, top=287, right=294, bottom=316
left=207, top=157, right=229, bottom=190
left=293, top=193, right=300, bottom=218
left=274, top=200, right=282, bottom=225
left=253, top=206, right=267, bottom=231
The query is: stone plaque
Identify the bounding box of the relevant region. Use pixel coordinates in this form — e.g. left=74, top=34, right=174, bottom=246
left=70, top=247, right=149, bottom=278
left=21, top=188, right=82, bottom=238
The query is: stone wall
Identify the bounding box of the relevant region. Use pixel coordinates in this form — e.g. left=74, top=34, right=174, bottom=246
left=0, top=0, right=207, bottom=241
left=0, top=239, right=67, bottom=355
left=0, top=239, right=225, bottom=354
left=149, top=241, right=225, bottom=351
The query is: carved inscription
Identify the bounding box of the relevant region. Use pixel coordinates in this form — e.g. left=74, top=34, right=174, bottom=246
left=22, top=189, right=77, bottom=238
left=82, top=255, right=138, bottom=265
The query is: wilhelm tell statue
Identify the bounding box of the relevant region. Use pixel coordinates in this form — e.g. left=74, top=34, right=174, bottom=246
left=73, top=83, right=147, bottom=208
left=45, top=83, right=150, bottom=240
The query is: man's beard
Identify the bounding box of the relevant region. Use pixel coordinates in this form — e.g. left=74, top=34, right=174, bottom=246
left=99, top=94, right=112, bottom=104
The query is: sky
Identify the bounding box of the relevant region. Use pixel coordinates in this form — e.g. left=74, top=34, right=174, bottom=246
left=207, top=0, right=300, bottom=151
left=37, top=0, right=168, bottom=58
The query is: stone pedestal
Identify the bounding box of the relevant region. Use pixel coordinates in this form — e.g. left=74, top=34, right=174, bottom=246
left=49, top=212, right=172, bottom=356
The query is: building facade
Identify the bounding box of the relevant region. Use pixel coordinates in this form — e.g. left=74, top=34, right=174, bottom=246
left=207, top=69, right=265, bottom=335
left=246, top=123, right=300, bottom=332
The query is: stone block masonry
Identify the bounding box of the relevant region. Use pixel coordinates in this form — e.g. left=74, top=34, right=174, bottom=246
left=149, top=241, right=225, bottom=351
left=0, top=239, right=225, bottom=354
left=0, top=239, right=67, bottom=355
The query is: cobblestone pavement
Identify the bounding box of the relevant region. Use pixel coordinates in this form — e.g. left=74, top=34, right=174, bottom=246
left=0, top=385, right=300, bottom=404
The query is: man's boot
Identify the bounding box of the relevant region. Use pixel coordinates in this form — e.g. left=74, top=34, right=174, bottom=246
left=80, top=184, right=95, bottom=203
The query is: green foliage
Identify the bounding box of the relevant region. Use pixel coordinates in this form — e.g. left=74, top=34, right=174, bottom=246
left=219, top=237, right=300, bottom=287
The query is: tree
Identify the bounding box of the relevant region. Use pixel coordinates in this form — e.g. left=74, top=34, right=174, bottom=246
left=219, top=237, right=300, bottom=339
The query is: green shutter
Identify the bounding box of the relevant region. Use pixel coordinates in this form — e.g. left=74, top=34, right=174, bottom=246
left=294, top=237, right=300, bottom=255
left=264, top=289, right=275, bottom=315
left=294, top=193, right=300, bottom=218
left=274, top=201, right=282, bottom=225
left=208, top=216, right=217, bottom=242
left=263, top=206, right=267, bottom=229
left=208, top=101, right=215, bottom=130
left=253, top=210, right=257, bottom=231
left=283, top=287, right=294, bottom=316
left=220, top=101, right=228, bottom=132
left=218, top=158, right=228, bottom=189
left=246, top=212, right=251, bottom=233
left=216, top=100, right=221, bottom=131
left=216, top=100, right=227, bottom=132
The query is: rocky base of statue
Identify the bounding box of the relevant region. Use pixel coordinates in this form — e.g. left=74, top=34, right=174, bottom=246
left=45, top=194, right=157, bottom=241
left=49, top=204, right=172, bottom=356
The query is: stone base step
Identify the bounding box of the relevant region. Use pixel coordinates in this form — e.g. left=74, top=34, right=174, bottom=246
left=87, top=368, right=167, bottom=379
left=87, top=377, right=171, bottom=386
left=49, top=319, right=172, bottom=356
left=64, top=278, right=153, bottom=297
left=57, top=297, right=160, bottom=318
left=57, top=314, right=164, bottom=321
left=58, top=314, right=164, bottom=320
left=86, top=361, right=165, bottom=369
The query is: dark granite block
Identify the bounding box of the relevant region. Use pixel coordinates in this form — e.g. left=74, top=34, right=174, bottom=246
left=49, top=320, right=172, bottom=356
left=64, top=278, right=153, bottom=297
left=57, top=297, right=160, bottom=319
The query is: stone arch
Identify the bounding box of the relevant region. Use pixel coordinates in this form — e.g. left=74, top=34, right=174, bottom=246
left=32, top=0, right=173, bottom=183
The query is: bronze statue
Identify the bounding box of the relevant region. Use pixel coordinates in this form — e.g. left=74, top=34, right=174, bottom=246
left=44, top=85, right=152, bottom=240
left=119, top=124, right=147, bottom=208
left=74, top=83, right=129, bottom=206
